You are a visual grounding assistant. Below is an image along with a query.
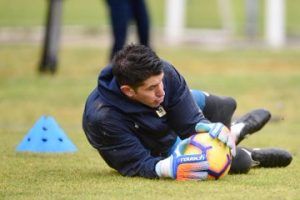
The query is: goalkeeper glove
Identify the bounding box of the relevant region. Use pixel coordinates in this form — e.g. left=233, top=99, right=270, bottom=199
left=195, top=122, right=236, bottom=157
left=155, top=138, right=209, bottom=180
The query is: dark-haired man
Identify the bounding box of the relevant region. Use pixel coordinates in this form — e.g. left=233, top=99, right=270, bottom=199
left=82, top=44, right=292, bottom=180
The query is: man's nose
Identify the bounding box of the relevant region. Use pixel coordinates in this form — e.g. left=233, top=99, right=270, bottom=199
left=156, top=83, right=165, bottom=97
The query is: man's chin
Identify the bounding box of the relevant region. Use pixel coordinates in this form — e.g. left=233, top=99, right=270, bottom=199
left=146, top=99, right=164, bottom=108
left=153, top=102, right=163, bottom=108
left=147, top=103, right=158, bottom=108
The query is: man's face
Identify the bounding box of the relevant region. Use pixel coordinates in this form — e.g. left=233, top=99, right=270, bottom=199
left=130, top=73, right=165, bottom=108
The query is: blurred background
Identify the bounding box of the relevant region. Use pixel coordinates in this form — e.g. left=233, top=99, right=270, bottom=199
left=1, top=0, right=299, bottom=49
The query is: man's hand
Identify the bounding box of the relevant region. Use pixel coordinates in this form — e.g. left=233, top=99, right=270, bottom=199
left=195, top=122, right=236, bottom=157
left=155, top=138, right=209, bottom=180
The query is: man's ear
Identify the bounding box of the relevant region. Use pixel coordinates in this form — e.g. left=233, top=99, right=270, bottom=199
left=120, top=85, right=135, bottom=98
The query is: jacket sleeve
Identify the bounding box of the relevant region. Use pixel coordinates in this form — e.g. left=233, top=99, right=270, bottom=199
left=163, top=63, right=210, bottom=138
left=83, top=106, right=161, bottom=178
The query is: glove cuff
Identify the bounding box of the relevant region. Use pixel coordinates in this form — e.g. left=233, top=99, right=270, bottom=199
left=195, top=122, right=211, bottom=133
left=155, top=156, right=173, bottom=178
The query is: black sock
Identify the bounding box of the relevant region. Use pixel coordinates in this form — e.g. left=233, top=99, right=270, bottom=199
left=202, top=94, right=237, bottom=128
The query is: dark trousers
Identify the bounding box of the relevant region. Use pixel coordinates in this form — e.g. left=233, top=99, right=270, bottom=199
left=105, top=0, right=150, bottom=60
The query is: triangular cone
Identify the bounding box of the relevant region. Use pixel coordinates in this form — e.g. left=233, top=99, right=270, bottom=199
left=16, top=115, right=77, bottom=153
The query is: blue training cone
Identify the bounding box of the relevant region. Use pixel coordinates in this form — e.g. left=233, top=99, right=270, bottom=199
left=16, top=115, right=77, bottom=153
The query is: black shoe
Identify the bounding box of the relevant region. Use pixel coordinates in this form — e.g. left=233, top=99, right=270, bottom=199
left=251, top=148, right=293, bottom=168
left=229, top=147, right=253, bottom=174
left=234, top=109, right=271, bottom=144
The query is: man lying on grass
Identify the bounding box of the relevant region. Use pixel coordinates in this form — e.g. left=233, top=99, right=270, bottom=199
left=82, top=44, right=292, bottom=180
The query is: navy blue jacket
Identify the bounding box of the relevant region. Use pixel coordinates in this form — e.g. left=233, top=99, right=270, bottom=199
left=82, top=61, right=208, bottom=178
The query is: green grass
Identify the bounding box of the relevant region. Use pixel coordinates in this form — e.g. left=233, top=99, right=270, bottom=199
left=1, top=45, right=300, bottom=199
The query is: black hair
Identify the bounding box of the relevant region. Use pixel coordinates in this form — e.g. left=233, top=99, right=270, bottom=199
left=112, top=44, right=163, bottom=89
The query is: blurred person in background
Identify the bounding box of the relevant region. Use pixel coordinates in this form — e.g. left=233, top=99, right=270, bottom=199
left=105, top=0, right=150, bottom=60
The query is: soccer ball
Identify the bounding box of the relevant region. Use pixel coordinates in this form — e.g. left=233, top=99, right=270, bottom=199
left=184, top=133, right=232, bottom=180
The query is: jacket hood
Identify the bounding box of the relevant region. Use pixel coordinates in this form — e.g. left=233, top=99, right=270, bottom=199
left=97, top=64, right=153, bottom=113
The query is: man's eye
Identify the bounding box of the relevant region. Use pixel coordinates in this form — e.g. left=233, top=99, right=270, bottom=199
left=148, top=85, right=157, bottom=91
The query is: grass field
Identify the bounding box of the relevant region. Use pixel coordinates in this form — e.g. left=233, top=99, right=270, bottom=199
left=1, top=44, right=300, bottom=199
